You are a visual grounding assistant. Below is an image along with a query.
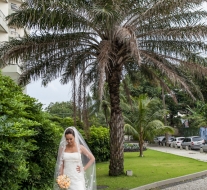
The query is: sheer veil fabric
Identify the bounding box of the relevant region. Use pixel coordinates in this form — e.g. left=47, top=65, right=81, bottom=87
left=53, top=127, right=97, bottom=190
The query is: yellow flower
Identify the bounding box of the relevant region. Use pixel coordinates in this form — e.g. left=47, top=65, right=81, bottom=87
left=56, top=175, right=71, bottom=189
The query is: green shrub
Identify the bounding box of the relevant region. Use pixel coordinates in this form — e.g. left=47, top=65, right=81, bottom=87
left=20, top=117, right=63, bottom=190
left=81, top=126, right=110, bottom=162
left=0, top=115, right=38, bottom=190
left=0, top=72, right=63, bottom=190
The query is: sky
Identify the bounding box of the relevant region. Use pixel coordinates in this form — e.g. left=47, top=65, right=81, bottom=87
left=27, top=79, right=72, bottom=108
left=26, top=2, right=207, bottom=107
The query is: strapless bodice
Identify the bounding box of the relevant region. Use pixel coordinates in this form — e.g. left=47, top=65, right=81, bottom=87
left=63, top=152, right=81, bottom=162
left=63, top=152, right=84, bottom=182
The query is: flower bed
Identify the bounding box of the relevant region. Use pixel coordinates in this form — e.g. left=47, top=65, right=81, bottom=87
left=124, top=143, right=147, bottom=152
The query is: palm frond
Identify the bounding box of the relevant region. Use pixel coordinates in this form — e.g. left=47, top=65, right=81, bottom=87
left=124, top=123, right=138, bottom=135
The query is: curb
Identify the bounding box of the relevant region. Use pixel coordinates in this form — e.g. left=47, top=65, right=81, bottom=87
left=130, top=170, right=207, bottom=190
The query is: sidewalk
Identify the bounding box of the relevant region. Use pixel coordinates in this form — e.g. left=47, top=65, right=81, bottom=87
left=147, top=144, right=207, bottom=162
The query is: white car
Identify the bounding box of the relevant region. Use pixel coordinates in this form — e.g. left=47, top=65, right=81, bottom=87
left=181, top=136, right=205, bottom=150
left=154, top=136, right=165, bottom=145
left=172, top=137, right=185, bottom=148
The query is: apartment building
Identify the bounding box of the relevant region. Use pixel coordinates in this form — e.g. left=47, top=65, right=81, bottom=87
left=0, top=0, right=26, bottom=91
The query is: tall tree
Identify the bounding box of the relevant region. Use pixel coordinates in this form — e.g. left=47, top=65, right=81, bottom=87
left=1, top=0, right=207, bottom=175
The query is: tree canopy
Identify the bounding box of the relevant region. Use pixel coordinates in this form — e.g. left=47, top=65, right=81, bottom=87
left=45, top=101, right=74, bottom=117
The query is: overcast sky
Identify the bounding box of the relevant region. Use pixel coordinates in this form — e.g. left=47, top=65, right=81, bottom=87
left=26, top=2, right=207, bottom=108
left=27, top=79, right=72, bottom=108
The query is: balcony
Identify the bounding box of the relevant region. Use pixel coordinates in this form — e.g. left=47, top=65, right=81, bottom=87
left=0, top=10, right=8, bottom=32
left=2, top=64, right=22, bottom=83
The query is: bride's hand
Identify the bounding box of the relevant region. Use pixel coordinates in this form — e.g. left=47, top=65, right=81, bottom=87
left=76, top=165, right=81, bottom=173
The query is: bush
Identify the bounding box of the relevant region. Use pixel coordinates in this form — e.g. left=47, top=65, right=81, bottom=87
left=81, top=126, right=110, bottom=162
left=0, top=72, right=63, bottom=190
left=20, top=115, right=63, bottom=190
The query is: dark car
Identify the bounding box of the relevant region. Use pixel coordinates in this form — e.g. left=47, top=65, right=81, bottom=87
left=160, top=137, right=174, bottom=146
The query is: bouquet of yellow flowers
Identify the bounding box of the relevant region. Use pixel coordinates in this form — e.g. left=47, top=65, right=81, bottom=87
left=56, top=175, right=71, bottom=189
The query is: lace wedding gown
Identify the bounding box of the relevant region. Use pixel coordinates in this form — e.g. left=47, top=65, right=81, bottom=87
left=63, top=152, right=85, bottom=190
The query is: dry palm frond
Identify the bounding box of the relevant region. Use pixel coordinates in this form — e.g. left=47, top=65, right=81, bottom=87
left=97, top=40, right=113, bottom=100
left=141, top=50, right=196, bottom=100
left=115, top=26, right=141, bottom=65
left=162, top=55, right=207, bottom=77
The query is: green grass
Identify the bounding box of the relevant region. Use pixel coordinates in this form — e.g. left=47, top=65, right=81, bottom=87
left=96, top=149, right=207, bottom=190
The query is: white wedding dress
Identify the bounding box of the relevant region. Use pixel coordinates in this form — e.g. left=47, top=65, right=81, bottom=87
left=63, top=152, right=85, bottom=190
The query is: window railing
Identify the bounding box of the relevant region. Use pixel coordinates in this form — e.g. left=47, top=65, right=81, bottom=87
left=0, top=10, right=6, bottom=20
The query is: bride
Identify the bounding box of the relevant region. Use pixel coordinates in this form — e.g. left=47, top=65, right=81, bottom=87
left=53, top=127, right=97, bottom=190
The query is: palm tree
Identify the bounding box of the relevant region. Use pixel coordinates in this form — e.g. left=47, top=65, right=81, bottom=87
left=186, top=101, right=207, bottom=128
left=124, top=94, right=174, bottom=157
left=1, top=0, right=207, bottom=175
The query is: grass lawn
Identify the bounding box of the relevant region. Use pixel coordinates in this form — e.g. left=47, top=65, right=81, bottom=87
left=96, top=149, right=207, bottom=190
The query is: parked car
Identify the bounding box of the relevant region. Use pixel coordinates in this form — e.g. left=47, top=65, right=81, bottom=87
left=154, top=136, right=165, bottom=145
left=181, top=136, right=205, bottom=150
left=200, top=142, right=207, bottom=152
left=161, top=136, right=174, bottom=146
left=172, top=137, right=185, bottom=148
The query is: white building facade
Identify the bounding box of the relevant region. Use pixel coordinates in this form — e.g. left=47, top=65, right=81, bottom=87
left=0, top=0, right=26, bottom=91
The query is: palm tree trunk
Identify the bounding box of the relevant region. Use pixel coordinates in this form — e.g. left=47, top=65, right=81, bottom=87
left=78, top=77, right=82, bottom=120
left=72, top=68, right=77, bottom=127
left=162, top=87, right=167, bottom=125
left=162, top=88, right=168, bottom=145
left=108, top=64, right=124, bottom=176
left=139, top=129, right=144, bottom=157
left=103, top=106, right=109, bottom=127
left=83, top=67, right=89, bottom=138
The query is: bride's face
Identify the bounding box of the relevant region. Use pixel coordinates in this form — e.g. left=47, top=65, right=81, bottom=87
left=65, top=134, right=75, bottom=146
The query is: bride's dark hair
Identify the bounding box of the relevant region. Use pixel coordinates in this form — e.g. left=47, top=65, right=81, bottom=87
left=65, top=128, right=75, bottom=137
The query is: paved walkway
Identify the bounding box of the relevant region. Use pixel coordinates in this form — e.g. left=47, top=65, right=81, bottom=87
left=160, top=176, right=207, bottom=190
left=147, top=144, right=207, bottom=162
left=130, top=144, right=207, bottom=190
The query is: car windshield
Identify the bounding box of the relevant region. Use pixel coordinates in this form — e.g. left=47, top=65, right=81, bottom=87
left=192, top=137, right=203, bottom=141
